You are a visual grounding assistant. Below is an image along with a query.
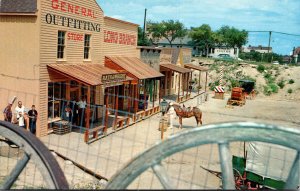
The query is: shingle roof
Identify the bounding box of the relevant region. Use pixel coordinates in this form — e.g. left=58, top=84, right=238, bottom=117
left=0, top=0, right=37, bottom=14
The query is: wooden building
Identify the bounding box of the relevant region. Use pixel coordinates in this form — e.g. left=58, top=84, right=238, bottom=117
left=0, top=0, right=163, bottom=140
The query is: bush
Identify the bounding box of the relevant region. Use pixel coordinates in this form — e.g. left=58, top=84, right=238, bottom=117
left=277, top=80, right=285, bottom=89
left=263, top=86, right=272, bottom=96
left=289, top=79, right=295, bottom=84
left=269, top=83, right=278, bottom=93
left=257, top=64, right=265, bottom=73
left=264, top=73, right=275, bottom=83
left=287, top=89, right=293, bottom=94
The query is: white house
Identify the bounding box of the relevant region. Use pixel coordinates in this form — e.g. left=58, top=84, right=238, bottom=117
left=208, top=46, right=239, bottom=59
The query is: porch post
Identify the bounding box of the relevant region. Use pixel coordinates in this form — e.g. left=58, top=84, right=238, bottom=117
left=128, top=82, right=131, bottom=113
left=104, top=86, right=109, bottom=134
left=198, top=71, right=201, bottom=95
left=144, top=80, right=147, bottom=110
left=84, top=85, right=91, bottom=142
left=153, top=78, right=155, bottom=108
left=164, top=72, right=168, bottom=96
left=205, top=71, right=208, bottom=92
left=178, top=73, right=181, bottom=102
left=114, top=86, right=119, bottom=129
left=66, top=80, right=70, bottom=101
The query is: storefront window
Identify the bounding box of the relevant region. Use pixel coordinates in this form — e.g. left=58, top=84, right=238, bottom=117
left=84, top=34, right=91, bottom=59
left=57, top=31, right=66, bottom=59
left=48, top=82, right=66, bottom=121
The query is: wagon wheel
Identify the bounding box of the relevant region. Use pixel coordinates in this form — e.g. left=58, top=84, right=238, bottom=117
left=0, top=121, right=69, bottom=189
left=106, top=122, right=300, bottom=189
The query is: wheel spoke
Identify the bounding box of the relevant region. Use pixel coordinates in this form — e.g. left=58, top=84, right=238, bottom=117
left=218, top=143, right=235, bottom=189
left=1, top=153, right=30, bottom=189
left=152, top=163, right=174, bottom=189
left=284, top=152, right=299, bottom=189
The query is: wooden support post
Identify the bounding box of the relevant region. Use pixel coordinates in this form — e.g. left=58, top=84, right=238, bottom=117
left=178, top=73, right=181, bottom=102
left=104, top=87, right=109, bottom=134
left=84, top=85, right=91, bottom=143
left=205, top=72, right=208, bottom=92
left=186, top=73, right=189, bottom=98
left=144, top=80, right=147, bottom=110
left=128, top=82, right=131, bottom=114
left=66, top=80, right=70, bottom=101
left=198, top=71, right=201, bottom=95
left=153, top=78, right=156, bottom=108
left=134, top=84, right=139, bottom=113
left=114, top=86, right=119, bottom=129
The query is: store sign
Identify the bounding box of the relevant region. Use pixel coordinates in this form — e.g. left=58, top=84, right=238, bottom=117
left=45, top=13, right=101, bottom=32
left=102, top=73, right=127, bottom=82
left=104, top=30, right=136, bottom=46
left=51, top=0, right=97, bottom=18
left=67, top=32, right=83, bottom=41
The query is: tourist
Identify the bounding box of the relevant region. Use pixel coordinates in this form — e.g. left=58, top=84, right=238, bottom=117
left=77, top=96, right=86, bottom=127
left=15, top=101, right=25, bottom=128
left=167, top=102, right=176, bottom=131
left=3, top=103, right=13, bottom=122
left=28, top=105, right=38, bottom=135
left=64, top=102, right=72, bottom=123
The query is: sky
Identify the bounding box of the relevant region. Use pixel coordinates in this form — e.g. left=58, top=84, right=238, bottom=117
left=98, top=0, right=300, bottom=55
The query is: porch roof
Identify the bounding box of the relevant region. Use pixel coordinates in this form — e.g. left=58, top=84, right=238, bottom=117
left=160, top=63, right=192, bottom=74
left=184, top=64, right=209, bottom=71
left=47, top=64, right=131, bottom=86
left=105, top=56, right=164, bottom=80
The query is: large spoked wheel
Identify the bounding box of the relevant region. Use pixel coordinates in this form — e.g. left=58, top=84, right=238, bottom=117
left=0, top=121, right=68, bottom=189
left=106, top=122, right=300, bottom=190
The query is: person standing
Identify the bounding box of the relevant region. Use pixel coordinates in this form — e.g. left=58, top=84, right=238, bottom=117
left=77, top=96, right=86, bottom=127
left=167, top=102, right=176, bottom=134
left=3, top=103, right=13, bottom=122
left=64, top=102, right=72, bottom=123
left=28, top=105, right=38, bottom=135
left=15, top=101, right=25, bottom=128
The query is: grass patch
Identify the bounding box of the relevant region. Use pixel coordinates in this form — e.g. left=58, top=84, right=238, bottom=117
left=287, top=88, right=293, bottom=94
left=263, top=83, right=279, bottom=96
left=277, top=79, right=285, bottom=89
left=257, top=64, right=265, bottom=73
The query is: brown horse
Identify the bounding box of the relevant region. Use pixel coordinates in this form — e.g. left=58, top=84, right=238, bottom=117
left=170, top=103, right=202, bottom=128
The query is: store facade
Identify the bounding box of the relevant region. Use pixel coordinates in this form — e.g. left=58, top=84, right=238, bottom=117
left=0, top=0, right=163, bottom=138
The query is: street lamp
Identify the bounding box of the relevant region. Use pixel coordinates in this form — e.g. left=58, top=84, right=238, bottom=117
left=159, top=99, right=169, bottom=140
left=160, top=99, right=168, bottom=116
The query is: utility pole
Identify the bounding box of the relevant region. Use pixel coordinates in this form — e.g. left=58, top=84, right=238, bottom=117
left=143, top=9, right=147, bottom=41
left=268, top=31, right=272, bottom=53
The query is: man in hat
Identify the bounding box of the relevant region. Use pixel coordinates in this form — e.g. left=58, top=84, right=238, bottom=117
left=28, top=105, right=38, bottom=135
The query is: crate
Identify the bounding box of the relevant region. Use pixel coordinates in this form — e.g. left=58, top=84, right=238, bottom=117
left=214, top=92, right=224, bottom=99
left=52, top=121, right=72, bottom=135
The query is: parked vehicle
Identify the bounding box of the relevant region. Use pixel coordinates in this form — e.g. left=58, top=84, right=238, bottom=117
left=216, top=54, right=234, bottom=61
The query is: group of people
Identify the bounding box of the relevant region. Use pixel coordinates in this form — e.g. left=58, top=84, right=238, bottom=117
left=3, top=101, right=38, bottom=135
left=63, top=96, right=87, bottom=127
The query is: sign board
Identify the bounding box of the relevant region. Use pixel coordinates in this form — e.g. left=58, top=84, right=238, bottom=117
left=101, top=73, right=126, bottom=83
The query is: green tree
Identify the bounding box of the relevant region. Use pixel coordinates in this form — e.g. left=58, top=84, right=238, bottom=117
left=216, top=26, right=248, bottom=48
left=137, top=26, right=150, bottom=46
left=147, top=20, right=187, bottom=47
left=189, top=24, right=217, bottom=57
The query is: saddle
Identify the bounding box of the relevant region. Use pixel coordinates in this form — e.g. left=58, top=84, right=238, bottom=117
left=182, top=105, right=192, bottom=117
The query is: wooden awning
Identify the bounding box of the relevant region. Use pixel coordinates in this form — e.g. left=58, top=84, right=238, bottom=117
left=47, top=64, right=131, bottom=86
left=160, top=63, right=192, bottom=73
left=184, top=64, right=209, bottom=71
left=105, top=56, right=164, bottom=80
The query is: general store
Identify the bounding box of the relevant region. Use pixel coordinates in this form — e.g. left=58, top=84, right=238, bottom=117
left=0, top=0, right=163, bottom=140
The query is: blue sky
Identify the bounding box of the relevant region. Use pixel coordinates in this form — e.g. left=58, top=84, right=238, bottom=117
left=98, top=0, right=300, bottom=55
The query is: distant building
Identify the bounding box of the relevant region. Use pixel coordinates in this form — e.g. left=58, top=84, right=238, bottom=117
left=292, top=47, right=300, bottom=64
left=242, top=45, right=272, bottom=53
left=208, top=46, right=239, bottom=59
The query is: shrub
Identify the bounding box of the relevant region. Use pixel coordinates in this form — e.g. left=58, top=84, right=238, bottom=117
left=257, top=64, right=265, bottom=73
left=269, top=83, right=278, bottom=93
left=277, top=80, right=285, bottom=89
left=264, top=73, right=275, bottom=83
left=289, top=79, right=295, bottom=84
left=287, top=89, right=293, bottom=94
left=263, top=86, right=272, bottom=96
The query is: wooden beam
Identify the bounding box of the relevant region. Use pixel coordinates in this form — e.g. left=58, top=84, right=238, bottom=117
left=205, top=72, right=208, bottom=92
left=128, top=82, right=131, bottom=114
left=104, top=87, right=109, bottom=133
left=153, top=78, right=156, bottom=108
left=198, top=71, right=201, bottom=95
left=66, top=80, right=70, bottom=101
left=144, top=80, right=147, bottom=110
left=114, top=86, right=119, bottom=129
left=164, top=71, right=167, bottom=96
left=84, top=85, right=91, bottom=142
left=178, top=73, right=181, bottom=101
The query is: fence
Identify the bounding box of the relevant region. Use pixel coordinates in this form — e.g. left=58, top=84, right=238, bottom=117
left=0, top=87, right=299, bottom=189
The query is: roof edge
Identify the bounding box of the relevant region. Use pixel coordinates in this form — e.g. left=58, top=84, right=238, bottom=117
left=104, top=16, right=139, bottom=27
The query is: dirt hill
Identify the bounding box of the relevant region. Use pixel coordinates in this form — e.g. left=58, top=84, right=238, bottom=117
left=192, top=58, right=300, bottom=101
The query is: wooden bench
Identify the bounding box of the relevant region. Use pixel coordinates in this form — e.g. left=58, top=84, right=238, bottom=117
left=113, top=117, right=130, bottom=130
left=134, top=110, right=145, bottom=122
left=84, top=126, right=105, bottom=143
